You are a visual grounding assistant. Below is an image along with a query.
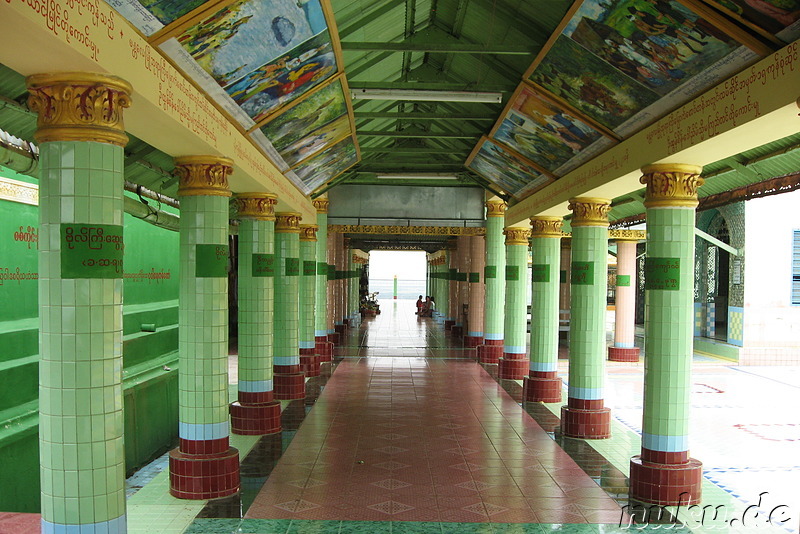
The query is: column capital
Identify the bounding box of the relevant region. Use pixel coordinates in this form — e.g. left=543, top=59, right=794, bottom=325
left=312, top=198, right=330, bottom=213
left=568, top=197, right=611, bottom=227
left=26, top=72, right=132, bottom=147
left=175, top=156, right=233, bottom=197
left=530, top=216, right=563, bottom=238
left=300, top=224, right=319, bottom=241
left=640, top=164, right=704, bottom=208
left=503, top=227, right=531, bottom=246
left=486, top=200, right=507, bottom=217
left=275, top=212, right=302, bottom=233
left=233, top=193, right=277, bottom=220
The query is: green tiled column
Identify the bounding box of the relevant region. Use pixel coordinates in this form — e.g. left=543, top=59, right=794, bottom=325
left=446, top=243, right=458, bottom=330
left=452, top=235, right=470, bottom=337
left=630, top=164, right=704, bottom=505
left=465, top=235, right=485, bottom=349
left=435, top=252, right=449, bottom=323
left=326, top=229, right=338, bottom=345
left=498, top=226, right=530, bottom=379
left=478, top=200, right=506, bottom=363
left=299, top=225, right=320, bottom=377
left=313, top=199, right=332, bottom=361
left=524, top=217, right=564, bottom=403
left=230, top=194, right=281, bottom=436
left=561, top=197, right=612, bottom=439
left=274, top=213, right=305, bottom=400
left=29, top=73, right=131, bottom=534
left=169, top=156, right=239, bottom=499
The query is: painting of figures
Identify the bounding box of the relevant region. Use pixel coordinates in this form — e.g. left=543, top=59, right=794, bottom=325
left=467, top=139, right=551, bottom=198
left=708, top=0, right=800, bottom=38
left=562, top=0, right=741, bottom=97
left=176, top=0, right=327, bottom=88
left=292, top=136, right=359, bottom=192
left=493, top=85, right=603, bottom=173
left=257, top=78, right=348, bottom=154
left=530, top=35, right=659, bottom=130
left=282, top=115, right=351, bottom=167
left=226, top=31, right=337, bottom=122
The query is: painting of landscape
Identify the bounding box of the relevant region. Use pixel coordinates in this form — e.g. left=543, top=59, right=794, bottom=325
left=708, top=0, right=800, bottom=39
left=467, top=138, right=551, bottom=198
left=292, top=136, right=359, bottom=192
left=175, top=0, right=327, bottom=88
left=255, top=77, right=349, bottom=168
left=492, top=85, right=603, bottom=173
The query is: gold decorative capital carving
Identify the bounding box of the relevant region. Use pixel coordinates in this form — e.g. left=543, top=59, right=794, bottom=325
left=486, top=200, right=507, bottom=217
left=504, top=227, right=531, bottom=246
left=175, top=156, right=233, bottom=197
left=275, top=212, right=302, bottom=232
left=568, top=197, right=611, bottom=227
left=312, top=198, right=329, bottom=213
left=640, top=164, right=704, bottom=208
left=233, top=193, right=277, bottom=220
left=300, top=224, right=318, bottom=241
left=26, top=73, right=132, bottom=147
left=530, top=216, right=563, bottom=238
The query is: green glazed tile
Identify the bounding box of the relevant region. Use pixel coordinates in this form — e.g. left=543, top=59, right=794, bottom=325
left=238, top=518, right=292, bottom=533
left=287, top=519, right=342, bottom=534
left=390, top=521, right=443, bottom=534
left=339, top=520, right=391, bottom=533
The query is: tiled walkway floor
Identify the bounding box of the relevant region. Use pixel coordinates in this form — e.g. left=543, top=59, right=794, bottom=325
left=244, top=357, right=624, bottom=525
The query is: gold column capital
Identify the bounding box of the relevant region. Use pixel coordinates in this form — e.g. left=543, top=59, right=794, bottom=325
left=300, top=224, right=319, bottom=241
left=233, top=193, right=277, bottom=220
left=26, top=72, right=132, bottom=147
left=275, top=212, right=302, bottom=232
left=486, top=200, right=507, bottom=217
left=640, top=164, right=704, bottom=208
left=568, top=197, right=611, bottom=227
left=504, top=227, right=531, bottom=246
left=175, top=156, right=233, bottom=197
left=312, top=198, right=330, bottom=213
left=530, top=216, right=563, bottom=238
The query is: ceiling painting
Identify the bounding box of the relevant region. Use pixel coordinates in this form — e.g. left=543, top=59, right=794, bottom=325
left=291, top=135, right=359, bottom=194
left=466, top=137, right=554, bottom=199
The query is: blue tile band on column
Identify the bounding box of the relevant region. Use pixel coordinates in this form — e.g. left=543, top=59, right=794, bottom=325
left=531, top=361, right=558, bottom=372
left=642, top=433, right=689, bottom=453
left=274, top=356, right=298, bottom=366
left=468, top=331, right=484, bottom=337
left=615, top=342, right=635, bottom=348
left=503, top=345, right=526, bottom=354
left=43, top=515, right=127, bottom=534
left=238, top=379, right=273, bottom=393
left=315, top=329, right=328, bottom=337
left=485, top=333, right=503, bottom=340
left=179, top=421, right=230, bottom=441
left=299, top=341, right=315, bottom=349
left=567, top=385, right=604, bottom=400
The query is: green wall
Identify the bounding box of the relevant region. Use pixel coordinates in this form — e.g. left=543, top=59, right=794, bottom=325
left=0, top=167, right=181, bottom=512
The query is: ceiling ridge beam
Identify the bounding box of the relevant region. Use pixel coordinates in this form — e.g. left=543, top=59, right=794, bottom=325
left=340, top=42, right=533, bottom=54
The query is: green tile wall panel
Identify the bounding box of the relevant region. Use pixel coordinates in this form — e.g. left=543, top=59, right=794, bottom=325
left=484, top=216, right=505, bottom=339
left=529, top=237, right=560, bottom=369
left=315, top=214, right=328, bottom=336
left=504, top=244, right=528, bottom=349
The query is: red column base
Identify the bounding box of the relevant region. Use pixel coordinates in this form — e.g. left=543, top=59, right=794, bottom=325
left=477, top=341, right=503, bottom=364
left=444, top=320, right=455, bottom=331
left=561, top=404, right=611, bottom=439
left=523, top=375, right=562, bottom=403
left=300, top=349, right=320, bottom=377
left=451, top=325, right=464, bottom=337
left=328, top=332, right=340, bottom=345
left=316, top=337, right=332, bottom=363
left=464, top=336, right=484, bottom=348
left=230, top=400, right=281, bottom=435
left=334, top=324, right=345, bottom=335
left=498, top=354, right=527, bottom=379
left=629, top=455, right=703, bottom=505
left=169, top=446, right=240, bottom=499
left=608, top=346, right=640, bottom=362
left=274, top=372, right=306, bottom=400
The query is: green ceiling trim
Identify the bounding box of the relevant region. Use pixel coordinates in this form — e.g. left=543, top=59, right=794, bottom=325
left=361, top=147, right=465, bottom=154
left=348, top=81, right=514, bottom=92
left=357, top=131, right=479, bottom=139
left=341, top=42, right=533, bottom=55
left=355, top=112, right=494, bottom=121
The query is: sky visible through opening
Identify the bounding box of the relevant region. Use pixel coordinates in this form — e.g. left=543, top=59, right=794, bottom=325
left=368, top=251, right=427, bottom=300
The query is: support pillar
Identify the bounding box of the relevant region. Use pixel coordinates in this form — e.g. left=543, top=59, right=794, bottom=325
left=326, top=228, right=339, bottom=345
left=524, top=217, right=564, bottom=403
left=498, top=226, right=530, bottom=379
left=313, top=198, right=333, bottom=361
left=445, top=242, right=458, bottom=331
left=436, top=252, right=449, bottom=324
left=559, top=240, right=571, bottom=339
left=629, top=165, right=704, bottom=505
left=169, top=156, right=239, bottom=498
left=274, top=213, right=305, bottom=400
left=230, top=194, right=281, bottom=436
left=29, top=72, right=132, bottom=531
left=465, top=235, right=486, bottom=348
left=561, top=198, right=612, bottom=439
left=334, top=233, right=346, bottom=335
left=478, top=200, right=506, bottom=363
left=609, top=237, right=641, bottom=362
left=300, top=225, right=320, bottom=377
left=452, top=235, right=470, bottom=338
